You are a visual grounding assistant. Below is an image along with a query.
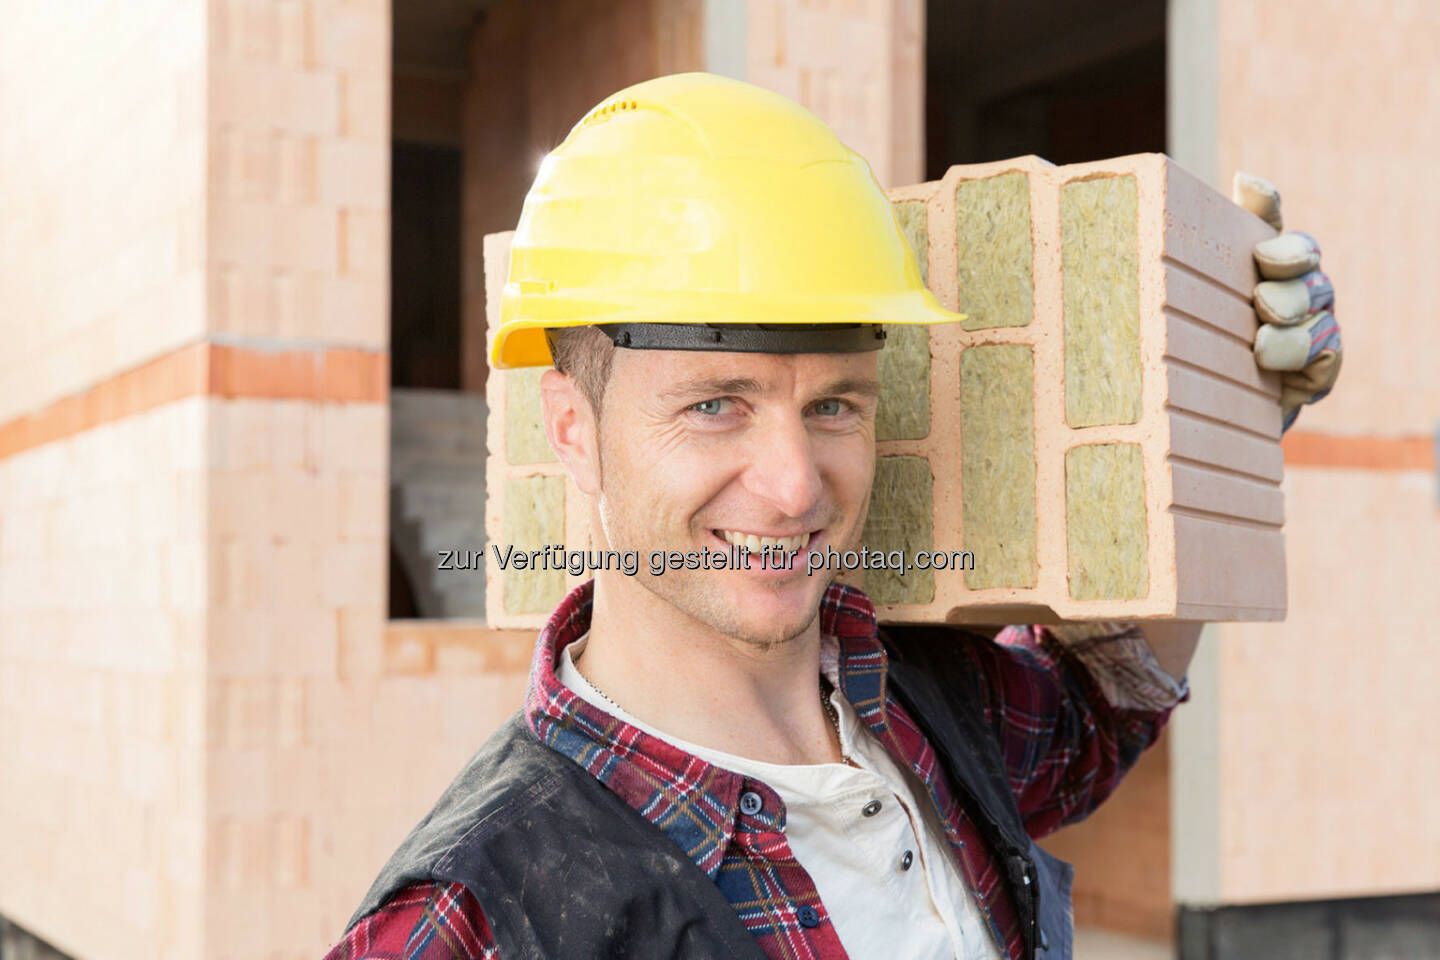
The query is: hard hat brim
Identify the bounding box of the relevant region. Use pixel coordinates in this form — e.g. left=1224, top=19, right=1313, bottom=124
left=491, top=288, right=965, bottom=369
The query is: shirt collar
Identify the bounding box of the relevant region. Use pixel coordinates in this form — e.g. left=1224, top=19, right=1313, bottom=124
left=522, top=578, right=893, bottom=878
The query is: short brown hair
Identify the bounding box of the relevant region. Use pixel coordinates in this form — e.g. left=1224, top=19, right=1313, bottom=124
left=547, top=326, right=616, bottom=415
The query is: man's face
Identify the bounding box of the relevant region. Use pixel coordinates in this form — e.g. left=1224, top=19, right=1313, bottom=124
left=590, top=348, right=880, bottom=649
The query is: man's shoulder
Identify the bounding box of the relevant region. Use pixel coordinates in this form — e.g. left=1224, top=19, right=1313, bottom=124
left=326, top=881, right=498, bottom=960
left=344, top=711, right=565, bottom=932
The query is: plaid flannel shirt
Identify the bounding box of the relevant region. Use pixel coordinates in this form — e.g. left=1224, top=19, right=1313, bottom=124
left=325, top=580, right=1187, bottom=960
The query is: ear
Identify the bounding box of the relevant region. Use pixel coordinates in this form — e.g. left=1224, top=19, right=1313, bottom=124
left=540, top=369, right=602, bottom=496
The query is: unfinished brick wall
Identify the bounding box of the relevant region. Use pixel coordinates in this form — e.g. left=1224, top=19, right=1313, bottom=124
left=744, top=0, right=925, bottom=189
left=1160, top=0, right=1440, bottom=912
left=0, top=3, right=210, bottom=957
left=0, top=1, right=207, bottom=424
left=484, top=152, right=1284, bottom=628
left=4, top=3, right=419, bottom=958
left=0, top=398, right=210, bottom=960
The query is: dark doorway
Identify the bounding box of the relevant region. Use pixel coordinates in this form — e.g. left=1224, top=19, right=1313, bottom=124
left=390, top=142, right=463, bottom=390
left=925, top=0, right=1166, bottom=176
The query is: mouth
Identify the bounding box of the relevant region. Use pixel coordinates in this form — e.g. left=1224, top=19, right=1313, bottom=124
left=713, top=529, right=817, bottom=554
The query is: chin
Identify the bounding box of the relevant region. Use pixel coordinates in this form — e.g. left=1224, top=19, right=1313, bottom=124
left=709, top=575, right=828, bottom=648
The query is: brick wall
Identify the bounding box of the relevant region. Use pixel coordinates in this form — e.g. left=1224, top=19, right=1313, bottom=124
left=1162, top=0, right=1440, bottom=911
left=0, top=400, right=208, bottom=960
left=202, top=3, right=393, bottom=955
left=0, top=0, right=207, bottom=423
left=0, top=3, right=209, bottom=957
left=745, top=0, right=924, bottom=189
left=0, top=2, right=402, bottom=956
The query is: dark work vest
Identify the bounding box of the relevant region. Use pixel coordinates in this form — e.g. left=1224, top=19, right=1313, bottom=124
left=346, top=626, right=1074, bottom=959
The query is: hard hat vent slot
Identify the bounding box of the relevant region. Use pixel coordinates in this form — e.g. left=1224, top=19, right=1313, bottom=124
left=583, top=99, right=640, bottom=126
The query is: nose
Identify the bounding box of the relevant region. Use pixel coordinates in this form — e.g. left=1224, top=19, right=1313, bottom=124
left=740, top=412, right=824, bottom=519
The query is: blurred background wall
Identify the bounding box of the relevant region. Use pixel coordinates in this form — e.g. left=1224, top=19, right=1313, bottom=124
left=0, top=1, right=1436, bottom=958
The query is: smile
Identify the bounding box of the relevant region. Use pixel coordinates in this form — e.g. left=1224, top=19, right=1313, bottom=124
left=715, top=529, right=812, bottom=553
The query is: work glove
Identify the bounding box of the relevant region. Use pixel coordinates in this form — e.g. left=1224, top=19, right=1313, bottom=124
left=1232, top=173, right=1342, bottom=432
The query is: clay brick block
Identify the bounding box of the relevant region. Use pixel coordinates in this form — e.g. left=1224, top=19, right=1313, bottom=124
left=484, top=153, right=1284, bottom=624
left=339, top=72, right=387, bottom=140
left=276, top=0, right=315, bottom=68
left=884, top=153, right=1284, bottom=622
left=338, top=209, right=385, bottom=277
left=318, top=139, right=386, bottom=208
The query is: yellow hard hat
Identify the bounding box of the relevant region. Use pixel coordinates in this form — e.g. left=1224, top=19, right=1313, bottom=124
left=491, top=72, right=964, bottom=369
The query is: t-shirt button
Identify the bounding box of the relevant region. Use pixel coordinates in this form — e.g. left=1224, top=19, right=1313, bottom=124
left=739, top=791, right=763, bottom=816
left=900, top=850, right=914, bottom=871
left=797, top=905, right=820, bottom=928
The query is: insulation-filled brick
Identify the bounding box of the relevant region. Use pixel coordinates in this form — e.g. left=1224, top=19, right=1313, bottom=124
left=882, top=153, right=1284, bottom=622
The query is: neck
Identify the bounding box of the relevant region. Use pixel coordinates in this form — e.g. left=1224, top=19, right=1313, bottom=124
left=574, top=572, right=843, bottom=765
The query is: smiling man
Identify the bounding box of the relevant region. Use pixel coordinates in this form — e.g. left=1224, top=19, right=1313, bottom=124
left=327, top=73, right=1340, bottom=960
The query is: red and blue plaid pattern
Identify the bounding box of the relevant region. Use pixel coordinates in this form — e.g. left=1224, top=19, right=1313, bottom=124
left=325, top=580, right=1179, bottom=959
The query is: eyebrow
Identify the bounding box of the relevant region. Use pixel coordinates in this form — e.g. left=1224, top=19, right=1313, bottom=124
left=657, top=376, right=766, bottom=401
left=656, top=374, right=882, bottom=402
left=816, top=376, right=882, bottom=400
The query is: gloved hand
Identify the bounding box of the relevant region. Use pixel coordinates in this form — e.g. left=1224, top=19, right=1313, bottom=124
left=1232, top=173, right=1342, bottom=432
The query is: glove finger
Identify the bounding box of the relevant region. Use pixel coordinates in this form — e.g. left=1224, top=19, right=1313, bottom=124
left=1233, top=172, right=1284, bottom=231
left=1255, top=309, right=1338, bottom=372
left=1278, top=347, right=1342, bottom=433
left=1288, top=349, right=1342, bottom=397
left=1254, top=232, right=1321, bottom=280
left=1255, top=269, right=1334, bottom=326
left=1280, top=349, right=1342, bottom=417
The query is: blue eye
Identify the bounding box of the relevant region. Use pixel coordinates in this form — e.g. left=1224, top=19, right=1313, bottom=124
left=812, top=398, right=845, bottom=416
left=692, top=398, right=730, bottom=416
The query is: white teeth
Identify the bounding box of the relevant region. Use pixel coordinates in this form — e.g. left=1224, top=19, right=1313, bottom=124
left=718, top=530, right=809, bottom=552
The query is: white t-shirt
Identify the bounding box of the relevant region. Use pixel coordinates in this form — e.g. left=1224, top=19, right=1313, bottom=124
left=558, top=633, right=1004, bottom=960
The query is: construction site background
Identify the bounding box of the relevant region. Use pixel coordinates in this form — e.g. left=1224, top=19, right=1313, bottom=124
left=0, top=1, right=1436, bottom=958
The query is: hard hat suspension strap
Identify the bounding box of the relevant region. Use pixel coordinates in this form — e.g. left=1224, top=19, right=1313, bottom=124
left=595, top=322, right=887, bottom=354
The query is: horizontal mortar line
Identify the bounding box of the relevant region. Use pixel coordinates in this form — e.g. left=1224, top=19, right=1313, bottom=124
left=1167, top=405, right=1282, bottom=449
left=1162, top=354, right=1278, bottom=403
left=1161, top=254, right=1253, bottom=305
left=0, top=338, right=389, bottom=462
left=1161, top=302, right=1253, bottom=350
left=1281, top=429, right=1437, bottom=472
left=207, top=332, right=387, bottom=354
left=1167, top=503, right=1284, bottom=532
left=1166, top=452, right=1282, bottom=486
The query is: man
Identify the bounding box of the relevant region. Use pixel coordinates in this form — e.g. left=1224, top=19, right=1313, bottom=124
left=326, top=74, right=1340, bottom=959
